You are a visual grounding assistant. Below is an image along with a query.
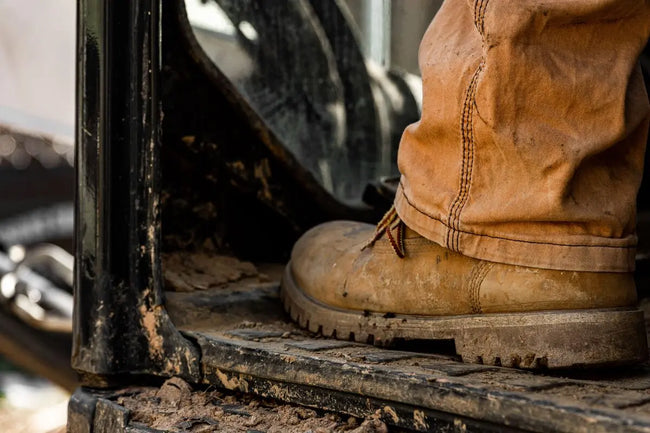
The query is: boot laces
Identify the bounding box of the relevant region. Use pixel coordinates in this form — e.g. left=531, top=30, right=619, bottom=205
left=362, top=205, right=406, bottom=258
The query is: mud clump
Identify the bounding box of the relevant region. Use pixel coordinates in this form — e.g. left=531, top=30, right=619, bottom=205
left=163, top=252, right=258, bottom=292
left=118, top=378, right=395, bottom=432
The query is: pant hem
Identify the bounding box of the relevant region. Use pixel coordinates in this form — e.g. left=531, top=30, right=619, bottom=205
left=394, top=185, right=636, bottom=272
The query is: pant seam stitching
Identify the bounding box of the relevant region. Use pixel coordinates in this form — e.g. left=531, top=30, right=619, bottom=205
left=398, top=184, right=635, bottom=249
left=446, top=0, right=489, bottom=252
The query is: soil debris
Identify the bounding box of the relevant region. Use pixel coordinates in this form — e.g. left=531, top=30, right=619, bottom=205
left=156, top=376, right=193, bottom=406
left=163, top=252, right=258, bottom=292
left=117, top=378, right=398, bottom=432
left=350, top=418, right=389, bottom=433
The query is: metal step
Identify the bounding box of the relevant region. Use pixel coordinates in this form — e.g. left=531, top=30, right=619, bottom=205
left=68, top=261, right=650, bottom=432
left=157, top=263, right=650, bottom=433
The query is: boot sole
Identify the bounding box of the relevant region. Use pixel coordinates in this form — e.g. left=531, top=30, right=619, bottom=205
left=281, top=263, right=648, bottom=369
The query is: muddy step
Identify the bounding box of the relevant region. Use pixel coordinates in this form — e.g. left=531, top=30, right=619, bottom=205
left=164, top=262, right=650, bottom=433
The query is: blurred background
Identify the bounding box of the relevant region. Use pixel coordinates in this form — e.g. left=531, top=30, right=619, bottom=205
left=0, top=1, right=441, bottom=431
left=0, top=1, right=75, bottom=432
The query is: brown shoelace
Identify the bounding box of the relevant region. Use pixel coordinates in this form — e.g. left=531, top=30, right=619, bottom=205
left=362, top=205, right=406, bottom=258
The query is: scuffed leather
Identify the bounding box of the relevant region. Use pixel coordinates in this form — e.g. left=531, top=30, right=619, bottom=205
left=290, top=221, right=637, bottom=316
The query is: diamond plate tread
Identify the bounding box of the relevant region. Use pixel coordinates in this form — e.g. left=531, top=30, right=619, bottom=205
left=360, top=350, right=417, bottom=363
left=285, top=339, right=359, bottom=351
left=418, top=362, right=499, bottom=377
left=225, top=329, right=286, bottom=341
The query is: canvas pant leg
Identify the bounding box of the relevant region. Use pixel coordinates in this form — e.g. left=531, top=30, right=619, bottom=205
left=394, top=0, right=650, bottom=272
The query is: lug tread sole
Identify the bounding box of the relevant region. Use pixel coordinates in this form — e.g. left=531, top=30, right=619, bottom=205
left=281, top=263, right=648, bottom=369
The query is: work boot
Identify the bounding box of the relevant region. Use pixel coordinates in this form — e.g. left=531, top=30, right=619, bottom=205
left=281, top=209, right=648, bottom=369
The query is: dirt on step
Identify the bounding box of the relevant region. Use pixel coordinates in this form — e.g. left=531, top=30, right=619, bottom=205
left=117, top=377, right=399, bottom=433
left=162, top=252, right=261, bottom=292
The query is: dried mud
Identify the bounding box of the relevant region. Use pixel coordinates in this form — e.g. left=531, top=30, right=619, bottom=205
left=163, top=252, right=260, bottom=292
left=117, top=378, right=398, bottom=433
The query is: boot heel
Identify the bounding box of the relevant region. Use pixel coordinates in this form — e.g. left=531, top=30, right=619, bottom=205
left=452, top=309, right=648, bottom=368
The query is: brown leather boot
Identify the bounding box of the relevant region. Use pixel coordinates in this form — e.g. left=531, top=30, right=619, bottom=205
left=281, top=212, right=648, bottom=369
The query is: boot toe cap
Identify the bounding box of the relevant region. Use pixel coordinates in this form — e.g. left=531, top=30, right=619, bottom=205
left=289, top=221, right=374, bottom=307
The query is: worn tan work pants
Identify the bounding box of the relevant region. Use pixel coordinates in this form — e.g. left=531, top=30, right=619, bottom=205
left=394, top=0, right=650, bottom=272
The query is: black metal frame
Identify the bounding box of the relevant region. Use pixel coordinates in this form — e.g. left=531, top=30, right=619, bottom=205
left=74, top=0, right=199, bottom=383
left=73, top=0, right=408, bottom=383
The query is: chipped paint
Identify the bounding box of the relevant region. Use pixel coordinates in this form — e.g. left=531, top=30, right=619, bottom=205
left=413, top=410, right=428, bottom=430
left=139, top=302, right=165, bottom=360
left=181, top=135, right=195, bottom=145
left=453, top=418, right=468, bottom=432
left=215, top=369, right=249, bottom=393
left=228, top=160, right=246, bottom=175
left=164, top=358, right=182, bottom=374
left=268, top=384, right=293, bottom=401
left=253, top=158, right=273, bottom=202
left=382, top=406, right=400, bottom=423
left=280, top=354, right=297, bottom=364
